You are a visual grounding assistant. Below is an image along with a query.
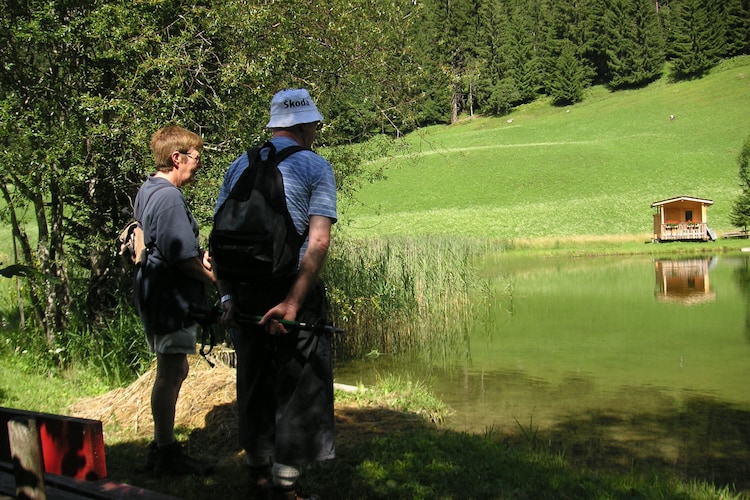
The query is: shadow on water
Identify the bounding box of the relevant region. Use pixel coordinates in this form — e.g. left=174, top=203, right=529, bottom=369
left=435, top=367, right=750, bottom=495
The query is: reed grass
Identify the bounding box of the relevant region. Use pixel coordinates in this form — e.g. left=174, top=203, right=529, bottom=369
left=325, top=235, right=500, bottom=364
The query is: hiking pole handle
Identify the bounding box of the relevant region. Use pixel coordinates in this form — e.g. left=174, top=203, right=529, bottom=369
left=235, top=313, right=346, bottom=335
left=193, top=304, right=345, bottom=335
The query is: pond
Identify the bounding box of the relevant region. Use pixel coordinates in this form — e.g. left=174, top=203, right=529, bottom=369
left=335, top=252, right=750, bottom=489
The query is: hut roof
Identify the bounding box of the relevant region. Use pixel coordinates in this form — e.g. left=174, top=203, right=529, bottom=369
left=650, top=196, right=714, bottom=208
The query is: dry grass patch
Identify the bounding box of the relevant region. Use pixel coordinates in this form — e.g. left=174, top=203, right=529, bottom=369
left=69, top=352, right=238, bottom=448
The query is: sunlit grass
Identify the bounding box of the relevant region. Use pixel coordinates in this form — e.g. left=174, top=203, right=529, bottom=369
left=342, top=56, right=750, bottom=240
left=335, top=373, right=453, bottom=424
left=0, top=350, right=108, bottom=414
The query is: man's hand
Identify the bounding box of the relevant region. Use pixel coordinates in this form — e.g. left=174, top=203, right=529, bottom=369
left=259, top=301, right=299, bottom=335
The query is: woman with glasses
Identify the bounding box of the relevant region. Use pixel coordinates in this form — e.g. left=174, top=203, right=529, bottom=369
left=133, top=125, right=215, bottom=477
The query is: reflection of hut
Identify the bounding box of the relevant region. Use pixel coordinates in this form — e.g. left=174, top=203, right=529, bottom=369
left=651, top=196, right=715, bottom=242
left=654, top=258, right=716, bottom=305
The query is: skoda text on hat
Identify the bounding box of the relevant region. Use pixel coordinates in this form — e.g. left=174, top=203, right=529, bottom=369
left=266, top=88, right=324, bottom=129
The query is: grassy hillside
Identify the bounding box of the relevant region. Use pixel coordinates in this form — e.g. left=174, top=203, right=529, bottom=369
left=341, top=57, right=750, bottom=241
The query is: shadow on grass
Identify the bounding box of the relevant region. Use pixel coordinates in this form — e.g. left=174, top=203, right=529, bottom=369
left=537, top=394, right=750, bottom=494
left=102, top=395, right=749, bottom=499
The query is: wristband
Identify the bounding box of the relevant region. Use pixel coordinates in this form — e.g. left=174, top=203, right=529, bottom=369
left=221, top=294, right=233, bottom=304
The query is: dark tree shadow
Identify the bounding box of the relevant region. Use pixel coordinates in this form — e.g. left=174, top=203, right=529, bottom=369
left=102, top=395, right=750, bottom=499
left=538, top=394, right=750, bottom=491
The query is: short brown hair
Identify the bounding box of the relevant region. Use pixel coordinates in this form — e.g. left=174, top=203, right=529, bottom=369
left=150, top=125, right=203, bottom=172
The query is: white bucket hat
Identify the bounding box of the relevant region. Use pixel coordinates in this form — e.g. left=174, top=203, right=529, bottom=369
left=266, top=88, right=324, bottom=128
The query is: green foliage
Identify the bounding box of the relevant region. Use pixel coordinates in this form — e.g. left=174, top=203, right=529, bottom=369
left=729, top=134, right=750, bottom=230
left=0, top=0, right=427, bottom=348
left=547, top=39, right=589, bottom=105
left=503, top=3, right=546, bottom=103
left=1, top=297, right=150, bottom=386
left=723, top=0, right=750, bottom=57
left=61, top=302, right=151, bottom=386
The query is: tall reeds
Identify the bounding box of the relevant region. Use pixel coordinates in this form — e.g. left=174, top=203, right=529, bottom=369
left=324, top=235, right=499, bottom=368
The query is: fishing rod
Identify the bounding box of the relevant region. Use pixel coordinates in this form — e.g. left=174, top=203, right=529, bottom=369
left=188, top=303, right=346, bottom=335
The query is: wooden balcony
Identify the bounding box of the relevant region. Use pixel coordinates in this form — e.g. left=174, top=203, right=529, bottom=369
left=658, top=222, right=708, bottom=241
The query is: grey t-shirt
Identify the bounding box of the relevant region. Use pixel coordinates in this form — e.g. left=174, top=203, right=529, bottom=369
left=133, top=175, right=205, bottom=336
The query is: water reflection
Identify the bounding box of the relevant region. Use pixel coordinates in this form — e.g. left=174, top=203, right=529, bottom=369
left=654, top=257, right=717, bottom=305
left=732, top=255, right=750, bottom=345
left=335, top=253, right=750, bottom=493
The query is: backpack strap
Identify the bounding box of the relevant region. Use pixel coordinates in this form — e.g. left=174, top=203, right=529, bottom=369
left=221, top=142, right=308, bottom=203
left=256, top=141, right=307, bottom=164
left=136, top=182, right=173, bottom=246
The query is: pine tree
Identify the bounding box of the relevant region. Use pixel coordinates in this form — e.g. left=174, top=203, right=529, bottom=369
left=605, top=0, right=665, bottom=88
left=541, top=0, right=596, bottom=99
left=476, top=0, right=512, bottom=114
left=415, top=0, right=483, bottom=122
left=504, top=1, right=545, bottom=104
left=730, top=136, right=750, bottom=231
left=547, top=40, right=588, bottom=105
left=723, top=0, right=750, bottom=57
left=666, top=0, right=724, bottom=78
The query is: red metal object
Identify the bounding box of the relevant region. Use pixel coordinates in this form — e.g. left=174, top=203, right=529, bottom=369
left=0, top=407, right=106, bottom=480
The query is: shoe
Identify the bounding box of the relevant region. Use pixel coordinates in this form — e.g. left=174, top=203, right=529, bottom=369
left=272, top=484, right=320, bottom=500
left=141, top=440, right=157, bottom=472
left=153, top=441, right=214, bottom=477
left=248, top=465, right=272, bottom=500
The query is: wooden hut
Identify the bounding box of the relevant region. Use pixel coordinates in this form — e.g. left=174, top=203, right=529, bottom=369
left=651, top=196, right=714, bottom=242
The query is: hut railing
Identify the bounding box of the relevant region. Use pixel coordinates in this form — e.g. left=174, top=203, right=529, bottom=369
left=660, top=222, right=707, bottom=241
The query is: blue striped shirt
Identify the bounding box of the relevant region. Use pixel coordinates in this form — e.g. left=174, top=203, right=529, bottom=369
left=215, top=137, right=337, bottom=264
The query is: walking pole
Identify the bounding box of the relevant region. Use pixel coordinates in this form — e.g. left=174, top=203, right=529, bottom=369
left=189, top=304, right=346, bottom=335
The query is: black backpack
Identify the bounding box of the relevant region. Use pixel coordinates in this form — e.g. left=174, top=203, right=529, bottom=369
left=210, top=141, right=308, bottom=282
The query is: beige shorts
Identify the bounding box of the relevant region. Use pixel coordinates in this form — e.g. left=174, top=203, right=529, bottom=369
left=147, top=323, right=198, bottom=355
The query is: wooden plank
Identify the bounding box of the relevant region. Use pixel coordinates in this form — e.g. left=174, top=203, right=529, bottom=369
left=722, top=231, right=749, bottom=239
left=42, top=475, right=180, bottom=500
left=0, top=461, right=18, bottom=497
left=7, top=417, right=46, bottom=499
left=0, top=462, right=179, bottom=500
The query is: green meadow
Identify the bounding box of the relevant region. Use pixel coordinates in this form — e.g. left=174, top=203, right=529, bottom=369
left=341, top=56, right=750, bottom=241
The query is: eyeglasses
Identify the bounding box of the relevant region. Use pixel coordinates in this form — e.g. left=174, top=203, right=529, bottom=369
left=179, top=151, right=202, bottom=164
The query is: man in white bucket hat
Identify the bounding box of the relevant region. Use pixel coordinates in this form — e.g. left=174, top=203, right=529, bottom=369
left=214, top=88, right=336, bottom=500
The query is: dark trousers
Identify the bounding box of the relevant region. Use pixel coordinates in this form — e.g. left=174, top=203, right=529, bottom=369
left=232, top=280, right=335, bottom=465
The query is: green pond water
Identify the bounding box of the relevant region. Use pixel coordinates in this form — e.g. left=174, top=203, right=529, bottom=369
left=335, top=252, right=750, bottom=487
